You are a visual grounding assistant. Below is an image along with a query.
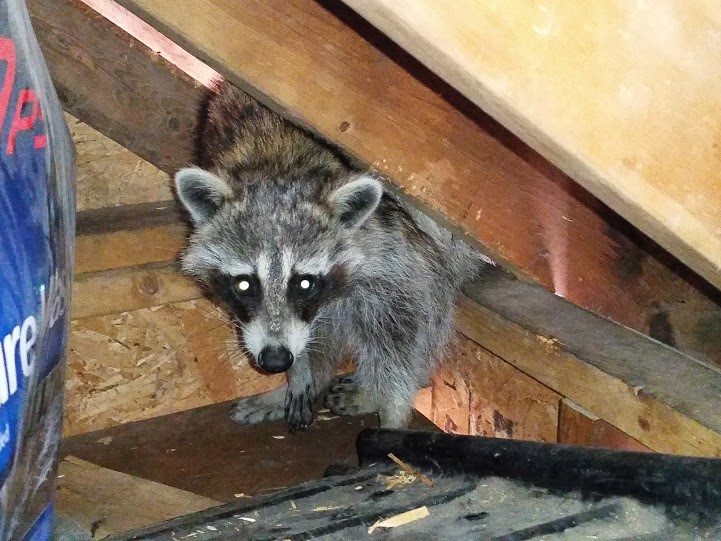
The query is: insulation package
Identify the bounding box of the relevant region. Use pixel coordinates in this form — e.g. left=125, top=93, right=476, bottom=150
left=0, top=0, right=75, bottom=538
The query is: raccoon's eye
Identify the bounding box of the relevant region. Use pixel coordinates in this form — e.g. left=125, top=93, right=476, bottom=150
left=294, top=274, right=318, bottom=295
left=236, top=276, right=253, bottom=294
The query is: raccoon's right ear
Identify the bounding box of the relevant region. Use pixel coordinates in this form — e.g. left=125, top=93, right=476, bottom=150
left=174, top=167, right=233, bottom=224
left=329, top=174, right=383, bottom=230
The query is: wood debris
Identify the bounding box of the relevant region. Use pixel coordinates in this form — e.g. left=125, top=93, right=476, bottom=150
left=377, top=470, right=417, bottom=490
left=387, top=453, right=434, bottom=487
left=367, top=506, right=430, bottom=534
left=312, top=505, right=342, bottom=512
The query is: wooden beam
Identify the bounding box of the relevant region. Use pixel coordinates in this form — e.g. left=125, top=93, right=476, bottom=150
left=44, top=0, right=721, bottom=369
left=72, top=264, right=201, bottom=319
left=75, top=203, right=187, bottom=274
left=75, top=225, right=187, bottom=274
left=340, top=0, right=721, bottom=293
left=28, top=0, right=204, bottom=174
left=76, top=201, right=182, bottom=235
left=56, top=456, right=220, bottom=537
left=457, top=273, right=721, bottom=457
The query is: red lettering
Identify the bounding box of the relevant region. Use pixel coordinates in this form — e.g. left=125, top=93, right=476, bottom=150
left=6, top=88, right=45, bottom=155
left=0, top=38, right=16, bottom=143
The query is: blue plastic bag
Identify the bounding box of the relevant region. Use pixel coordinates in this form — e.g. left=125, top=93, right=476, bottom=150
left=0, top=1, right=75, bottom=538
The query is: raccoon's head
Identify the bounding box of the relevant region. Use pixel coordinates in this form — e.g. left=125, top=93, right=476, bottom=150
left=174, top=167, right=382, bottom=374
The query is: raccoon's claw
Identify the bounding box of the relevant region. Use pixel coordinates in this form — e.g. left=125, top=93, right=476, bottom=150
left=285, top=387, right=314, bottom=433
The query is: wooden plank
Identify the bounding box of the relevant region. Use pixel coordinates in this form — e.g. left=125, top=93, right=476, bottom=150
left=76, top=201, right=181, bottom=235
left=75, top=224, right=187, bottom=274
left=559, top=400, right=651, bottom=453
left=66, top=298, right=283, bottom=436
left=67, top=0, right=721, bottom=370
left=56, top=456, right=220, bottom=537
left=28, top=0, right=204, bottom=175
left=340, top=0, right=721, bottom=293
left=72, top=264, right=201, bottom=319
left=457, top=272, right=721, bottom=457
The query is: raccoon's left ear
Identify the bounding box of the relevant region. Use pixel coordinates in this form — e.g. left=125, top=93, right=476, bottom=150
left=175, top=167, right=233, bottom=224
left=329, top=174, right=383, bottom=229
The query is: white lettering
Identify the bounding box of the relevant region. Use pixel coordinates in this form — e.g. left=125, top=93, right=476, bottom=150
left=0, top=346, right=7, bottom=404
left=0, top=424, right=9, bottom=450
left=20, top=315, right=36, bottom=377
left=2, top=326, right=19, bottom=395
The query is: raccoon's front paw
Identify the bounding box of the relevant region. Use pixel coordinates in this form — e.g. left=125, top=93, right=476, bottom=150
left=324, top=376, right=376, bottom=416
left=230, top=394, right=284, bottom=425
left=285, top=386, right=314, bottom=433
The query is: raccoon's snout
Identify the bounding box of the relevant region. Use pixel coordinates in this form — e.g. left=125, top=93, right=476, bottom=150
left=257, top=345, right=294, bottom=374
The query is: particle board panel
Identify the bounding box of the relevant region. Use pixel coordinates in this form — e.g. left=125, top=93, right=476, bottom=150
left=341, top=0, right=721, bottom=293
left=56, top=456, right=220, bottom=537
left=66, top=114, right=174, bottom=211
left=54, top=0, right=721, bottom=370
left=443, top=337, right=561, bottom=444
left=61, top=401, right=436, bottom=502
left=65, top=298, right=284, bottom=436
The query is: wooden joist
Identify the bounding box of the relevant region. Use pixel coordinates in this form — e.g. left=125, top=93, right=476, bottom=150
left=341, top=0, right=721, bottom=293
left=458, top=273, right=721, bottom=457
left=33, top=0, right=721, bottom=369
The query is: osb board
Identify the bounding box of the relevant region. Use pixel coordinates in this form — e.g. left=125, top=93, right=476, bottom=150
left=430, top=367, right=471, bottom=435
left=558, top=400, right=651, bottom=453
left=428, top=335, right=561, bottom=443
left=67, top=113, right=173, bottom=211
left=453, top=338, right=561, bottom=443
left=56, top=456, right=220, bottom=537
left=66, top=298, right=283, bottom=436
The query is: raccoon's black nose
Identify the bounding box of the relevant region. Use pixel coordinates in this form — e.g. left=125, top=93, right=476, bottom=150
left=257, top=346, right=294, bottom=374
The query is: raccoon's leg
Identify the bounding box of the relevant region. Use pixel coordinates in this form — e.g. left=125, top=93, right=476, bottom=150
left=376, top=388, right=416, bottom=429
left=324, top=374, right=377, bottom=417
left=285, top=337, right=341, bottom=432
left=230, top=385, right=287, bottom=425
left=284, top=355, right=316, bottom=432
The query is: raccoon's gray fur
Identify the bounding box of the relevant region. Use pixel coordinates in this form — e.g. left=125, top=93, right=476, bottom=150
left=175, top=82, right=484, bottom=431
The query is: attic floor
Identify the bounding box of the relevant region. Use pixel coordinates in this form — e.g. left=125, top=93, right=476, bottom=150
left=61, top=399, right=435, bottom=502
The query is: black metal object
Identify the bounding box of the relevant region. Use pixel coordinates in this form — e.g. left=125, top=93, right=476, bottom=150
left=357, top=428, right=721, bottom=518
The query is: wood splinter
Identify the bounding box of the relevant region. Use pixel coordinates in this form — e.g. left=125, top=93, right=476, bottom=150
left=367, top=506, right=430, bottom=534
left=387, top=453, right=434, bottom=487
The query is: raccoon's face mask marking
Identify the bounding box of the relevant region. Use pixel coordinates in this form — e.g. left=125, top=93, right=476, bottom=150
left=174, top=166, right=382, bottom=373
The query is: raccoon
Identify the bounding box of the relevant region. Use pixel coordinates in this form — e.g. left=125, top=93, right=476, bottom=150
left=174, top=82, right=484, bottom=431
